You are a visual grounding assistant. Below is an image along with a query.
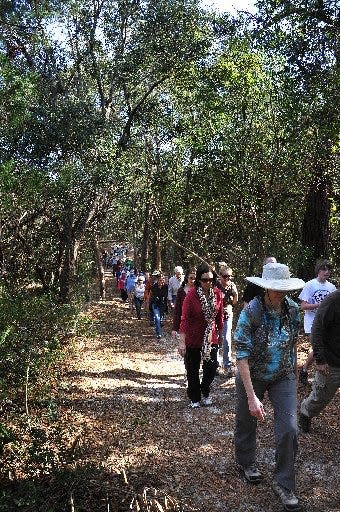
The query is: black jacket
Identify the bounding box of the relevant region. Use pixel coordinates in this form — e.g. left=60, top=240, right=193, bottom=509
left=149, top=283, right=168, bottom=314
left=311, top=289, right=340, bottom=367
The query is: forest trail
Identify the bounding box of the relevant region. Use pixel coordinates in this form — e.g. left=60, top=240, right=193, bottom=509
left=54, top=272, right=339, bottom=512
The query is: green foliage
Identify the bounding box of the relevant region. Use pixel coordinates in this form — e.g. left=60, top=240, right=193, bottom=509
left=0, top=289, right=79, bottom=399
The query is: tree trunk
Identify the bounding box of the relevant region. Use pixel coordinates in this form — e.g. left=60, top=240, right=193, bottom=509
left=140, top=202, right=150, bottom=272
left=92, top=239, right=106, bottom=300
left=155, top=228, right=162, bottom=271
left=59, top=244, right=75, bottom=303
left=300, top=170, right=331, bottom=280
left=58, top=215, right=80, bottom=303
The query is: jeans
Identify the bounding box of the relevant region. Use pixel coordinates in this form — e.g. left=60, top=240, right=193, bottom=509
left=300, top=366, right=340, bottom=418
left=152, top=304, right=162, bottom=337
left=185, top=345, right=218, bottom=403
left=223, top=313, right=233, bottom=368
left=134, top=297, right=144, bottom=319
left=235, top=372, right=298, bottom=491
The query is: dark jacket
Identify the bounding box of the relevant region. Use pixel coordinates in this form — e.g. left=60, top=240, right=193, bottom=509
left=149, top=283, right=168, bottom=314
left=311, top=289, right=340, bottom=367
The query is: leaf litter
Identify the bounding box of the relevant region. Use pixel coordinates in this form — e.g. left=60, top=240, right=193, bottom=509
left=1, top=273, right=339, bottom=512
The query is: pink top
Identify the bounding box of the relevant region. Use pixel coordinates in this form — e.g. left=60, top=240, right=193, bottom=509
left=180, top=287, right=224, bottom=348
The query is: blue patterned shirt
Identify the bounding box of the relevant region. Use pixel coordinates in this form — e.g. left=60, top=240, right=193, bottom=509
left=234, top=296, right=301, bottom=381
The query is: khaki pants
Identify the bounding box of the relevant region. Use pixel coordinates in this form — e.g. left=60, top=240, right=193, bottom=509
left=300, top=366, right=340, bottom=419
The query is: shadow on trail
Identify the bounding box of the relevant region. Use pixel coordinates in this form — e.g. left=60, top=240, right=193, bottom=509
left=0, top=462, right=167, bottom=512
left=65, top=367, right=183, bottom=382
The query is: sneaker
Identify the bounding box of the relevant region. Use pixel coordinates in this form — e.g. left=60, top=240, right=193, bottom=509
left=272, top=480, right=302, bottom=511
left=239, top=464, right=263, bottom=484
left=190, top=401, right=200, bottom=409
left=299, top=367, right=308, bottom=386
left=201, top=396, right=213, bottom=406
left=299, top=412, right=311, bottom=433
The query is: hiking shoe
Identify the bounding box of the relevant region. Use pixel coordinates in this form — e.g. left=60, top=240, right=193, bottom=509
left=201, top=396, right=213, bottom=406
left=272, top=480, right=302, bottom=511
left=299, top=412, right=311, bottom=433
left=190, top=401, right=200, bottom=409
left=239, top=464, right=263, bottom=484
left=299, top=367, right=308, bottom=386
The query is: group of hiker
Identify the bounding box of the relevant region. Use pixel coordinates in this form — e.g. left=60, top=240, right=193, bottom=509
left=112, top=256, right=339, bottom=512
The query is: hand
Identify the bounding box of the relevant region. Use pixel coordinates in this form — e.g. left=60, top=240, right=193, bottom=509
left=178, top=340, right=186, bottom=357
left=248, top=395, right=266, bottom=421
left=316, top=363, right=329, bottom=375
left=171, top=330, right=178, bottom=338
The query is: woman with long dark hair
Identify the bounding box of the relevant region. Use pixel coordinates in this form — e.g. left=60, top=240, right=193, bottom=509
left=178, top=263, right=224, bottom=408
left=172, top=267, right=197, bottom=337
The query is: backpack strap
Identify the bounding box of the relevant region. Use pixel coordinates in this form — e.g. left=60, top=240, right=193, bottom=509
left=247, top=296, right=264, bottom=330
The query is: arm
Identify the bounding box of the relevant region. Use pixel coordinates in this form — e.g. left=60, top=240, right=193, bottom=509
left=237, top=359, right=266, bottom=420
left=172, top=288, right=184, bottom=334
left=234, top=307, right=265, bottom=420
left=300, top=300, right=319, bottom=311
left=215, top=289, right=224, bottom=346
left=167, top=277, right=174, bottom=304
left=231, top=283, right=238, bottom=306
left=178, top=292, right=192, bottom=356
left=178, top=331, right=186, bottom=356
left=148, top=288, right=154, bottom=310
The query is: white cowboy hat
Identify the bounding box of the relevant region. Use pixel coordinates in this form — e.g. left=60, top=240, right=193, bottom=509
left=246, top=263, right=305, bottom=291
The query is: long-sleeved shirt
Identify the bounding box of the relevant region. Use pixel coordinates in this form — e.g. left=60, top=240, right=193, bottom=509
left=311, top=289, right=340, bottom=367
left=167, top=275, right=183, bottom=302
left=179, top=287, right=224, bottom=348
left=234, top=296, right=300, bottom=381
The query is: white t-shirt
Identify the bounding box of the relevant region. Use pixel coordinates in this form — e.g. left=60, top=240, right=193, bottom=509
left=298, top=278, right=336, bottom=333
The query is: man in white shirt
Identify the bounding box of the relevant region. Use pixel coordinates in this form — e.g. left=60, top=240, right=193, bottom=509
left=168, top=266, right=184, bottom=309
left=298, top=259, right=336, bottom=384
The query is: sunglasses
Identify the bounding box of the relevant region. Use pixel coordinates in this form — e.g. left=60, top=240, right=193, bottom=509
left=221, top=274, right=232, bottom=278
left=200, top=277, right=214, bottom=283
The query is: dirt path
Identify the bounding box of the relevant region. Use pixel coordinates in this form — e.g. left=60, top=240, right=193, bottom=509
left=55, top=273, right=340, bottom=512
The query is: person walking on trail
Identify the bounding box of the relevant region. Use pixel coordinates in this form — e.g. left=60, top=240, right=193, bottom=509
left=133, top=276, right=145, bottom=320
left=298, top=259, right=336, bottom=385
left=149, top=273, right=168, bottom=339
left=171, top=267, right=197, bottom=338
left=234, top=262, right=304, bottom=512
left=125, top=269, right=138, bottom=310
left=216, top=265, right=238, bottom=377
left=168, top=266, right=184, bottom=310
left=118, top=269, right=128, bottom=302
left=146, top=271, right=161, bottom=325
left=299, top=288, right=340, bottom=433
left=242, top=256, right=277, bottom=308
left=178, top=264, right=224, bottom=408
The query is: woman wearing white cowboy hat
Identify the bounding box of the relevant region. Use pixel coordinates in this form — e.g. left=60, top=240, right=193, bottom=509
left=234, top=263, right=305, bottom=512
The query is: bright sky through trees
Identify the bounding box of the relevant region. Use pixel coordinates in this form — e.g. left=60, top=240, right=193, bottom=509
left=201, top=0, right=256, bottom=14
